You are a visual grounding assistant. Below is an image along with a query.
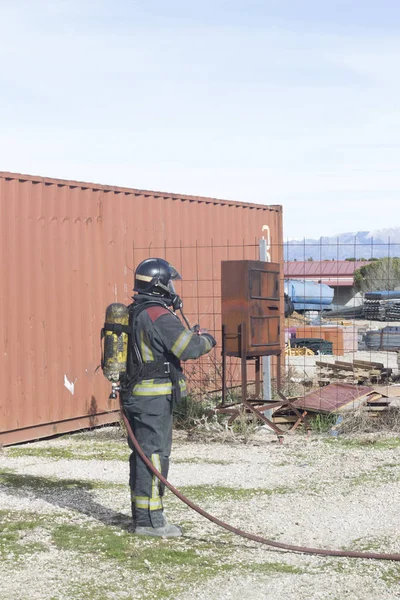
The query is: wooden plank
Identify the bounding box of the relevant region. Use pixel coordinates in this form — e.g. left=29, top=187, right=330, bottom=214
left=365, top=393, right=385, bottom=403
left=353, top=359, right=384, bottom=369
left=291, top=411, right=308, bottom=432
left=337, top=371, right=365, bottom=379
left=272, top=416, right=298, bottom=424
left=372, top=385, right=400, bottom=398
left=353, top=369, right=371, bottom=376
left=334, top=361, right=355, bottom=371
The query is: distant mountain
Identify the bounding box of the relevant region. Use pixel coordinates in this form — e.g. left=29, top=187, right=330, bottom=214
left=284, top=227, right=400, bottom=261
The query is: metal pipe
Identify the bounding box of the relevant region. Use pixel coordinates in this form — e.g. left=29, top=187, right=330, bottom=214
left=121, top=406, right=400, bottom=562
left=221, top=324, right=226, bottom=406
left=259, top=237, right=272, bottom=413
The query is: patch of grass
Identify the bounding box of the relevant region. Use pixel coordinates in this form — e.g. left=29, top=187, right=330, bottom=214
left=0, top=471, right=121, bottom=491
left=173, top=458, right=232, bottom=465
left=230, top=412, right=258, bottom=443
left=0, top=471, right=94, bottom=490
left=53, top=582, right=123, bottom=600
left=0, top=510, right=48, bottom=561
left=315, top=557, right=400, bottom=590
left=7, top=447, right=82, bottom=460
left=349, top=536, right=397, bottom=553
left=7, top=443, right=129, bottom=462
left=51, top=520, right=307, bottom=600
left=349, top=466, right=400, bottom=487
left=65, top=425, right=125, bottom=442
left=0, top=507, right=310, bottom=600
left=177, top=484, right=293, bottom=504
left=324, top=559, right=355, bottom=575
left=247, top=561, right=305, bottom=575
left=174, top=519, right=197, bottom=533
left=0, top=467, right=15, bottom=474
left=309, top=414, right=337, bottom=434
left=381, top=566, right=400, bottom=586
left=52, top=521, right=235, bottom=577
left=382, top=462, right=398, bottom=468
left=0, top=509, right=46, bottom=530
left=53, top=523, right=142, bottom=564
left=324, top=436, right=400, bottom=450
left=64, top=579, right=172, bottom=600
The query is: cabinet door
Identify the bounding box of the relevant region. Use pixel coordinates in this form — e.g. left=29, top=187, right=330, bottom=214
left=249, top=265, right=280, bottom=301
left=250, top=314, right=280, bottom=349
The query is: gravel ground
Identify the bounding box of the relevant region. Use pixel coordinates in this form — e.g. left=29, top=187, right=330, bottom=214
left=1, top=427, right=400, bottom=600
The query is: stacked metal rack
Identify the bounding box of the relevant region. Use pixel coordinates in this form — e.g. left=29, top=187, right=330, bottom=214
left=364, top=291, right=400, bottom=321
left=364, top=326, right=400, bottom=351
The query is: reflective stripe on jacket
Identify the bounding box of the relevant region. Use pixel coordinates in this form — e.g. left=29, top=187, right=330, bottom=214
left=132, top=378, right=187, bottom=397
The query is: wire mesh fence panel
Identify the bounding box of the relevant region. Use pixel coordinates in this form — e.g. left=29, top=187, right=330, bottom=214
left=132, top=237, right=400, bottom=427
left=282, top=236, right=400, bottom=425
left=132, top=240, right=262, bottom=397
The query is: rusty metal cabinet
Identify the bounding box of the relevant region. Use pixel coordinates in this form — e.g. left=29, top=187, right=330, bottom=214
left=221, top=260, right=282, bottom=357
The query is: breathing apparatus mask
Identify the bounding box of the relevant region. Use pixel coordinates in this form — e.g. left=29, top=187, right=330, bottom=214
left=166, top=280, right=183, bottom=312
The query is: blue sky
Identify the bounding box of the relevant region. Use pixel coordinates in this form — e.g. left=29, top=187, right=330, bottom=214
left=1, top=0, right=400, bottom=238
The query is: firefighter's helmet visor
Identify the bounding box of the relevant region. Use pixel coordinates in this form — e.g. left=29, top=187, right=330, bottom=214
left=169, top=264, right=181, bottom=280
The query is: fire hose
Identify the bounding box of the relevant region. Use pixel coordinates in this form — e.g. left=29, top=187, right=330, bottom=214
left=120, top=406, right=400, bottom=562
left=102, top=298, right=400, bottom=562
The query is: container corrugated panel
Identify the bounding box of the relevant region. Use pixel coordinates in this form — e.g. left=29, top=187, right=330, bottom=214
left=0, top=172, right=283, bottom=445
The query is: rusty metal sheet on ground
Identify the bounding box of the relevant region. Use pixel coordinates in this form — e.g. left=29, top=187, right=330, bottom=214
left=291, top=383, right=376, bottom=413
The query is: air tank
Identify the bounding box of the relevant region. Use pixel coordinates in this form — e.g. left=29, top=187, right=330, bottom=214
left=102, top=303, right=130, bottom=382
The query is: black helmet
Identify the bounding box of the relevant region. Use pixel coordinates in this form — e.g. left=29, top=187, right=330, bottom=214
left=134, top=258, right=181, bottom=298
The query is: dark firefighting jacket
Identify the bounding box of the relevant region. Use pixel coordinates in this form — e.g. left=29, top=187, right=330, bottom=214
left=130, top=295, right=216, bottom=398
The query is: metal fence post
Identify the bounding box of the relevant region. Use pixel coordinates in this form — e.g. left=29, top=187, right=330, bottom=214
left=259, top=237, right=273, bottom=420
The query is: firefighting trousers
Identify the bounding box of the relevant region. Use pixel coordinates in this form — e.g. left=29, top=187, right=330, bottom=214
left=124, top=394, right=173, bottom=528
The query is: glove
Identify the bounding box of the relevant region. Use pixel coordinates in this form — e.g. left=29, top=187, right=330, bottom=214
left=202, top=333, right=217, bottom=348
left=191, top=324, right=211, bottom=336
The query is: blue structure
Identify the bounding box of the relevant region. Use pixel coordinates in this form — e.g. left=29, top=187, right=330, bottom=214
left=284, top=279, right=334, bottom=312
left=365, top=290, right=400, bottom=300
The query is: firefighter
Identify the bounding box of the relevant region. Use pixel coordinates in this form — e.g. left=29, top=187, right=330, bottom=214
left=123, top=258, right=216, bottom=538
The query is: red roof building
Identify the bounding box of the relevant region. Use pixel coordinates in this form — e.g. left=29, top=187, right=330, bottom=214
left=284, top=260, right=371, bottom=304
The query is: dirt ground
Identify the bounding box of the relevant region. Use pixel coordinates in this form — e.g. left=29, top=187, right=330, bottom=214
left=1, top=426, right=400, bottom=600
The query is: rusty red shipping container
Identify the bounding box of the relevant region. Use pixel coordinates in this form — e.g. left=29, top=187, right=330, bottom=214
left=0, top=171, right=283, bottom=445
